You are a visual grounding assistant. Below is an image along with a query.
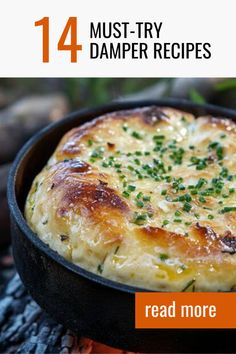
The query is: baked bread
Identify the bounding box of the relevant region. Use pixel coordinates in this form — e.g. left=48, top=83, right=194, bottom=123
left=25, top=106, right=236, bottom=291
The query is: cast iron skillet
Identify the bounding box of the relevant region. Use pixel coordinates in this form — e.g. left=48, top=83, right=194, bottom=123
left=7, top=99, right=236, bottom=353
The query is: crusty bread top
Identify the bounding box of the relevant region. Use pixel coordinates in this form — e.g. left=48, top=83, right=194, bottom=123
left=25, top=106, right=236, bottom=291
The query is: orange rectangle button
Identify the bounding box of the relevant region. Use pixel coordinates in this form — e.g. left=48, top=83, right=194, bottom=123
left=135, top=292, right=236, bottom=329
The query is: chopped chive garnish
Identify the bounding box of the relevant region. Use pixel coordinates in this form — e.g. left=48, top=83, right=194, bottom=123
left=190, top=156, right=207, bottom=170
left=143, top=195, right=151, bottom=202
left=136, top=192, right=143, bottom=199
left=87, top=119, right=236, bottom=230
left=208, top=141, right=219, bottom=150
left=220, top=207, right=236, bottom=214
left=132, top=131, right=142, bottom=140
left=159, top=253, right=168, bottom=261
left=216, top=146, right=224, bottom=160
left=97, top=264, right=103, bottom=274
left=114, top=163, right=122, bottom=168
left=122, top=191, right=130, bottom=198
left=122, top=124, right=128, bottom=132
left=127, top=185, right=136, bottom=192
left=136, top=200, right=144, bottom=208
left=175, top=210, right=182, bottom=217
left=199, top=196, right=206, bottom=203
left=132, top=212, right=148, bottom=225
left=135, top=151, right=142, bottom=156
left=195, top=178, right=207, bottom=189
left=173, top=194, right=192, bottom=203
left=208, top=214, right=214, bottom=220
left=162, top=219, right=169, bottom=226
left=182, top=279, right=196, bottom=292
left=185, top=221, right=192, bottom=226
left=190, top=190, right=198, bottom=195
left=174, top=218, right=182, bottom=223
left=220, top=167, right=228, bottom=178
left=183, top=202, right=192, bottom=212
left=91, top=146, right=104, bottom=159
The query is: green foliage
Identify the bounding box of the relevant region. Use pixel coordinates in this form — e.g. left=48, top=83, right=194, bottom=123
left=64, top=78, right=159, bottom=107
left=189, top=89, right=206, bottom=104
left=214, top=79, right=236, bottom=92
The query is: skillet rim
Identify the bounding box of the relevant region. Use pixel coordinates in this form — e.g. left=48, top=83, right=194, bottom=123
left=7, top=98, right=236, bottom=294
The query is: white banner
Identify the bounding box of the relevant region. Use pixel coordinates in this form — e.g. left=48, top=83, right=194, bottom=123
left=0, top=0, right=235, bottom=77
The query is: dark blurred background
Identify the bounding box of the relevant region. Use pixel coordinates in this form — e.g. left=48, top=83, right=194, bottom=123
left=1, top=77, right=236, bottom=288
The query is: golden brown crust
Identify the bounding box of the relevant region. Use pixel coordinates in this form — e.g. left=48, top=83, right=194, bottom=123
left=25, top=106, right=236, bottom=291
left=139, top=224, right=236, bottom=259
